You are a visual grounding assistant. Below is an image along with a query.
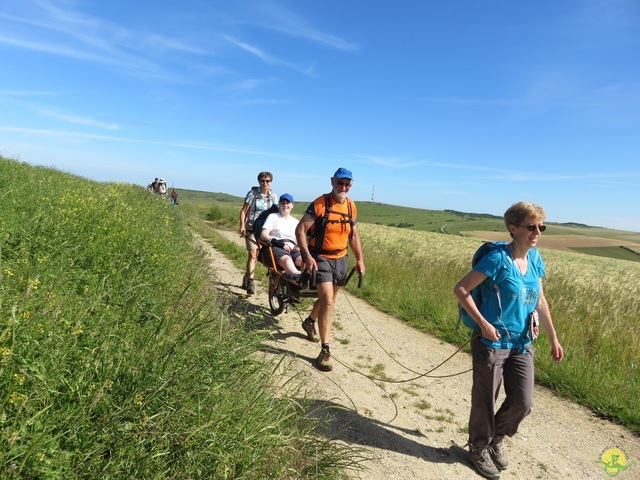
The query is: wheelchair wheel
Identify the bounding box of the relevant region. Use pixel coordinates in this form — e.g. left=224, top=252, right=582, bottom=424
left=268, top=273, right=286, bottom=316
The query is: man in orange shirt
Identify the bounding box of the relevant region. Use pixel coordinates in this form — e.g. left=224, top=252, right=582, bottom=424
left=295, top=168, right=365, bottom=372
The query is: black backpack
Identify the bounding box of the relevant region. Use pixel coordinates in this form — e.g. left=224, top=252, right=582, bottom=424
left=251, top=204, right=279, bottom=236
left=308, top=194, right=355, bottom=256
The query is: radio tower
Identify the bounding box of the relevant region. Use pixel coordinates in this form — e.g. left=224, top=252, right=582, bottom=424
left=371, top=185, right=375, bottom=203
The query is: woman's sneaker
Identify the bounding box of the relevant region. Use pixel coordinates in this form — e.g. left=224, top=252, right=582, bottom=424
left=315, top=347, right=332, bottom=372
left=468, top=445, right=500, bottom=479
left=301, top=318, right=320, bottom=343
left=489, top=438, right=508, bottom=470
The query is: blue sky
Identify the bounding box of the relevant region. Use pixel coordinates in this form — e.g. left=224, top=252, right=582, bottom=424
left=1, top=0, right=639, bottom=231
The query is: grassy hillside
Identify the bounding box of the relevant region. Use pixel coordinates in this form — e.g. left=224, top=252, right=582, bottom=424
left=4, top=161, right=636, bottom=480
left=0, top=158, right=358, bottom=478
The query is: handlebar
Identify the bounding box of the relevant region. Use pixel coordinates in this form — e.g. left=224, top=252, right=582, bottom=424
left=345, top=266, right=364, bottom=288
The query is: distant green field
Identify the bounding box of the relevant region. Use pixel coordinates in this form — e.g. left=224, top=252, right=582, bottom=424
left=176, top=189, right=640, bottom=262
left=572, top=246, right=640, bottom=261
left=178, top=188, right=239, bottom=205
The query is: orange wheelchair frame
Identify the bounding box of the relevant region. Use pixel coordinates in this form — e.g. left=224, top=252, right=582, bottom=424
left=254, top=237, right=363, bottom=316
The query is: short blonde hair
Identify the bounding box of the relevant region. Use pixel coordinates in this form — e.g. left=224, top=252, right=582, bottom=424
left=504, top=202, right=546, bottom=230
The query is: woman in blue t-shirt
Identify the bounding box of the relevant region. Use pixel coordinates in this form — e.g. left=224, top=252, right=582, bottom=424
left=454, top=201, right=564, bottom=479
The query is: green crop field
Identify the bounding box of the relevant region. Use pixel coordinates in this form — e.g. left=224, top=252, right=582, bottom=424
left=179, top=189, right=640, bottom=262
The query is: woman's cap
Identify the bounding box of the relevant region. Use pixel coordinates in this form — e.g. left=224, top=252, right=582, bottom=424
left=280, top=193, right=294, bottom=203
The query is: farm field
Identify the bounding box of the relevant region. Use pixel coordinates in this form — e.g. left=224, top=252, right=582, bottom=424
left=461, top=230, right=640, bottom=260
left=180, top=189, right=640, bottom=262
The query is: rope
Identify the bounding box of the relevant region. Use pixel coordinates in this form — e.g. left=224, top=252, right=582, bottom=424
left=281, top=274, right=474, bottom=383
left=333, top=289, right=474, bottom=383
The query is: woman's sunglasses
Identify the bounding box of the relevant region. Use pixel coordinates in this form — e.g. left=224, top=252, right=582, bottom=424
left=517, top=224, right=546, bottom=232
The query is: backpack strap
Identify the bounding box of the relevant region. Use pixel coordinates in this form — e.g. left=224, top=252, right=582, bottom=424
left=308, top=194, right=354, bottom=256
left=246, top=187, right=262, bottom=231
left=457, top=242, right=509, bottom=332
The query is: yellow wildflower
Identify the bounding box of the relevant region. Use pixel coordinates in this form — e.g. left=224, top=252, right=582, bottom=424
left=8, top=392, right=27, bottom=405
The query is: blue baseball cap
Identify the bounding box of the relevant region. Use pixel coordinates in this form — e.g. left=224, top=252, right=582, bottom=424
left=333, top=167, right=353, bottom=180
left=279, top=193, right=294, bottom=203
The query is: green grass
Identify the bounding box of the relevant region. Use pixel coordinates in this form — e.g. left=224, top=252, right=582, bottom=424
left=4, top=159, right=638, bottom=478
left=188, top=192, right=640, bottom=436
left=572, top=246, right=640, bottom=261
left=0, top=157, right=363, bottom=478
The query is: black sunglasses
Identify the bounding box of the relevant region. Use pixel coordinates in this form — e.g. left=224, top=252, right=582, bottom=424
left=517, top=224, right=546, bottom=232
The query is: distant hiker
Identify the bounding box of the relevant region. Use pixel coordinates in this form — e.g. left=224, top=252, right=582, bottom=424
left=170, top=189, right=178, bottom=205
left=453, top=202, right=564, bottom=480
left=239, top=171, right=277, bottom=295
left=156, top=178, right=168, bottom=198
left=150, top=177, right=158, bottom=192
left=295, top=168, right=365, bottom=371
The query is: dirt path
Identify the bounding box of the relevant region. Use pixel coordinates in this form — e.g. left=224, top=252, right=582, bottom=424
left=198, top=231, right=640, bottom=480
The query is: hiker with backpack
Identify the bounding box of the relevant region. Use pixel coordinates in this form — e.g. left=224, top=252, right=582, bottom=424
left=453, top=201, right=564, bottom=480
left=156, top=178, right=168, bottom=198
left=258, top=193, right=304, bottom=280
left=295, top=168, right=365, bottom=372
left=239, top=171, right=277, bottom=295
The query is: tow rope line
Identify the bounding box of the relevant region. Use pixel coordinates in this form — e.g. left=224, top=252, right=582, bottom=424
left=333, top=290, right=473, bottom=383
left=288, top=288, right=473, bottom=385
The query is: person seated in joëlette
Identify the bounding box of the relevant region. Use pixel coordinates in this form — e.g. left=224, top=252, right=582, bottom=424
left=259, top=193, right=303, bottom=283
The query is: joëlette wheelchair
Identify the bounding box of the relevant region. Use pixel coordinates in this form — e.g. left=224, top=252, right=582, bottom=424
left=254, top=236, right=363, bottom=316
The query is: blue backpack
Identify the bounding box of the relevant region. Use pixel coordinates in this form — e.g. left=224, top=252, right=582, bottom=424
left=457, top=241, right=510, bottom=331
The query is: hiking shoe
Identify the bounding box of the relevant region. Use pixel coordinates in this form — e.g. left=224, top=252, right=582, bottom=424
left=468, top=445, right=500, bottom=479
left=489, top=439, right=509, bottom=470
left=302, top=318, right=320, bottom=343
left=315, top=347, right=332, bottom=372
left=241, top=275, right=249, bottom=290
left=246, top=278, right=255, bottom=295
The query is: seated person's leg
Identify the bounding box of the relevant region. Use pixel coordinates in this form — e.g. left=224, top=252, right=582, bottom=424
left=277, top=255, right=299, bottom=276
left=273, top=247, right=300, bottom=276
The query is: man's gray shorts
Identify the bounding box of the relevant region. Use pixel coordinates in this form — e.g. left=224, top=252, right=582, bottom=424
left=314, top=255, right=349, bottom=286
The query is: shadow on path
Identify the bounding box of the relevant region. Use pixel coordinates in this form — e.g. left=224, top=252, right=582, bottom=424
left=303, top=398, right=469, bottom=467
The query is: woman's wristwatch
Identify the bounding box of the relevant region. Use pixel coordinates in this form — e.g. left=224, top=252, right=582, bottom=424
left=301, top=251, right=309, bottom=260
